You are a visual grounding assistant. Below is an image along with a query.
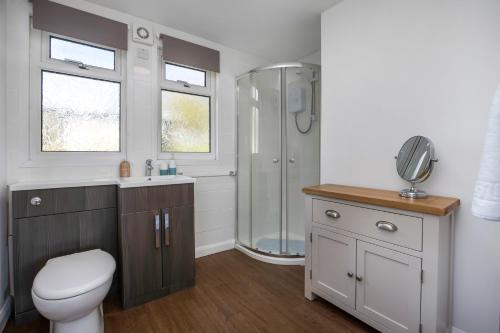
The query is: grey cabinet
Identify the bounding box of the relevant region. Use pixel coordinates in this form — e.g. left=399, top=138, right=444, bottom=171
left=118, top=184, right=194, bottom=309
left=311, top=227, right=356, bottom=309
left=11, top=186, right=118, bottom=323
left=305, top=192, right=457, bottom=333
left=311, top=227, right=421, bottom=333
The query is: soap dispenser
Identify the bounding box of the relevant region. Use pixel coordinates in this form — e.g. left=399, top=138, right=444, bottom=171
left=169, top=160, right=177, bottom=175
left=160, top=162, right=169, bottom=176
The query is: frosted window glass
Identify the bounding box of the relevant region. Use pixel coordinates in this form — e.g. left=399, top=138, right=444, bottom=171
left=161, top=90, right=210, bottom=153
left=50, top=37, right=115, bottom=70
left=42, top=71, right=120, bottom=152
left=165, top=63, right=206, bottom=86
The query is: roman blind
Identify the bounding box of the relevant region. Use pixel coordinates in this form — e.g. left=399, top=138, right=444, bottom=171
left=160, top=34, right=220, bottom=73
left=32, top=0, right=128, bottom=50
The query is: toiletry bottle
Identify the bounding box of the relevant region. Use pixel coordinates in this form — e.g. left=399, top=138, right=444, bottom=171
left=119, top=160, right=131, bottom=177
left=160, top=162, right=169, bottom=176
left=169, top=160, right=177, bottom=175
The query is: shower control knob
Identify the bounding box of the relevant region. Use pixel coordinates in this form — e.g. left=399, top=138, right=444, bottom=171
left=289, top=158, right=296, bottom=163
left=272, top=158, right=280, bottom=163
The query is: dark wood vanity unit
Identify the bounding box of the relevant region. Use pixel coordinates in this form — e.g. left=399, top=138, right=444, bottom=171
left=11, top=185, right=118, bottom=323
left=118, top=183, right=195, bottom=309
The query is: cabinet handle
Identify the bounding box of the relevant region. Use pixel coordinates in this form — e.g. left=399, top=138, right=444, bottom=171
left=164, top=211, right=170, bottom=247
left=347, top=272, right=354, bottom=278
left=325, top=210, right=341, bottom=219
left=155, top=213, right=160, bottom=249
left=356, top=275, right=363, bottom=282
left=30, top=197, right=42, bottom=206
left=375, top=221, right=398, bottom=232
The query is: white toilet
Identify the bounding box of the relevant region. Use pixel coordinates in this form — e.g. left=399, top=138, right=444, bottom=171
left=31, top=249, right=116, bottom=333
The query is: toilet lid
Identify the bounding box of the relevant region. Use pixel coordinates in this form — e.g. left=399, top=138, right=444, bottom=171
left=32, top=249, right=116, bottom=300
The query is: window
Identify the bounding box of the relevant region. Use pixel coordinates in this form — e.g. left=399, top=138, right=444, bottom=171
left=160, top=62, right=216, bottom=160
left=161, top=90, right=210, bottom=153
left=165, top=63, right=206, bottom=87
left=42, top=71, right=120, bottom=152
left=49, top=37, right=115, bottom=70
left=29, top=30, right=125, bottom=162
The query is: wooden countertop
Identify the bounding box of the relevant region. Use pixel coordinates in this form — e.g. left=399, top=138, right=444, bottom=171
left=303, top=184, right=460, bottom=216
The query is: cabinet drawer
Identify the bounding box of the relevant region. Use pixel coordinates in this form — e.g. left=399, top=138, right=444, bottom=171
left=119, top=184, right=194, bottom=214
left=12, top=185, right=117, bottom=218
left=312, top=199, right=422, bottom=251
left=13, top=187, right=85, bottom=218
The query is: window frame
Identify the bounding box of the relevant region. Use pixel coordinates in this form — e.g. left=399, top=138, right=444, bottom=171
left=158, top=61, right=217, bottom=161
left=48, top=35, right=117, bottom=71
left=28, top=28, right=126, bottom=165
left=164, top=62, right=207, bottom=87
left=40, top=70, right=122, bottom=153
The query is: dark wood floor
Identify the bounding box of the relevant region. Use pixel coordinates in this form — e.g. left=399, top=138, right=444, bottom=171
left=5, top=250, right=377, bottom=333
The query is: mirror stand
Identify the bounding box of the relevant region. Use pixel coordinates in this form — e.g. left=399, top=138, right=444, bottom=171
left=399, top=182, right=428, bottom=199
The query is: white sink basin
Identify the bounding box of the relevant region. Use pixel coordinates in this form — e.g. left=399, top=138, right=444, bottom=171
left=118, top=175, right=195, bottom=188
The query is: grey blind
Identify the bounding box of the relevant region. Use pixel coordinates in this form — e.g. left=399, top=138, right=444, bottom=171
left=160, top=34, right=220, bottom=73
left=33, top=0, right=128, bottom=50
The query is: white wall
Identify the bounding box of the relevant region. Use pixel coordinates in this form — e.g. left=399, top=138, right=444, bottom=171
left=5, top=0, right=268, bottom=272
left=0, top=0, right=10, bottom=329
left=321, top=1, right=500, bottom=333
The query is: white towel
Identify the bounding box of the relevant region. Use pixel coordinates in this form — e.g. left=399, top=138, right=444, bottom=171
left=472, top=86, right=500, bottom=220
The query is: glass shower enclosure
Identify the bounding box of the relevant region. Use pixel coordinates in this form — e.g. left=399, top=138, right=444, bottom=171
left=237, top=63, right=320, bottom=259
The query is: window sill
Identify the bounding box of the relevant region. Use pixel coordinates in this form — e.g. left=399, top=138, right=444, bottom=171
left=20, top=154, right=126, bottom=168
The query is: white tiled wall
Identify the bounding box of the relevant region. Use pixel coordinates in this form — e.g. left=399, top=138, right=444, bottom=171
left=194, top=176, right=236, bottom=256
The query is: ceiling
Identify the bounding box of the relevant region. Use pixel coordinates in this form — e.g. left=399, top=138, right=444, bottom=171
left=85, top=0, right=341, bottom=62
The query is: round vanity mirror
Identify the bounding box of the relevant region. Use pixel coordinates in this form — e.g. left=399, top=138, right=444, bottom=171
left=395, top=136, right=438, bottom=199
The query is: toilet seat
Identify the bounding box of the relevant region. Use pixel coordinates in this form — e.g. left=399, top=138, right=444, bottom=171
left=32, top=249, right=115, bottom=300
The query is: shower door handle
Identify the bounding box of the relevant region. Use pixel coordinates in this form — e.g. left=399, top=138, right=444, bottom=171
left=272, top=158, right=280, bottom=163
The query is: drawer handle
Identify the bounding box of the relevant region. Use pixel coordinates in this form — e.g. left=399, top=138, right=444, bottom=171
left=30, top=197, right=42, bottom=206
left=347, top=272, right=354, bottom=278
left=155, top=213, right=160, bottom=249
left=325, top=210, right=341, bottom=219
left=376, top=221, right=398, bottom=232
left=164, top=211, right=170, bottom=247
left=356, top=275, right=363, bottom=282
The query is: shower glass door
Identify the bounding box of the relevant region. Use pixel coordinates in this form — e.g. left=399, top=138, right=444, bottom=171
left=237, top=64, right=320, bottom=257
left=285, top=67, right=320, bottom=256
left=237, top=69, right=282, bottom=254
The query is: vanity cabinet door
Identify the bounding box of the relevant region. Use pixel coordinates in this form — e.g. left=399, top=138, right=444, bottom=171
left=311, top=227, right=356, bottom=309
left=120, top=210, right=163, bottom=308
left=355, top=241, right=421, bottom=333
left=162, top=205, right=195, bottom=293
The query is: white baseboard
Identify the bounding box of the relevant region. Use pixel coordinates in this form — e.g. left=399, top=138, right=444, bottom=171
left=0, top=297, right=12, bottom=331
left=452, top=327, right=467, bottom=333
left=195, top=239, right=235, bottom=258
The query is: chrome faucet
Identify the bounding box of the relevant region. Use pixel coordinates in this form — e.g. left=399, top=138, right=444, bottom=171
left=145, top=159, right=154, bottom=176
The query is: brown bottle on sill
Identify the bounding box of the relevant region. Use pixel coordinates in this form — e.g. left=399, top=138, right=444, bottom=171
left=120, top=160, right=131, bottom=178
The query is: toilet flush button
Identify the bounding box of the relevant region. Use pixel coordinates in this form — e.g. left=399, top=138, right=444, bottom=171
left=30, top=197, right=42, bottom=206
